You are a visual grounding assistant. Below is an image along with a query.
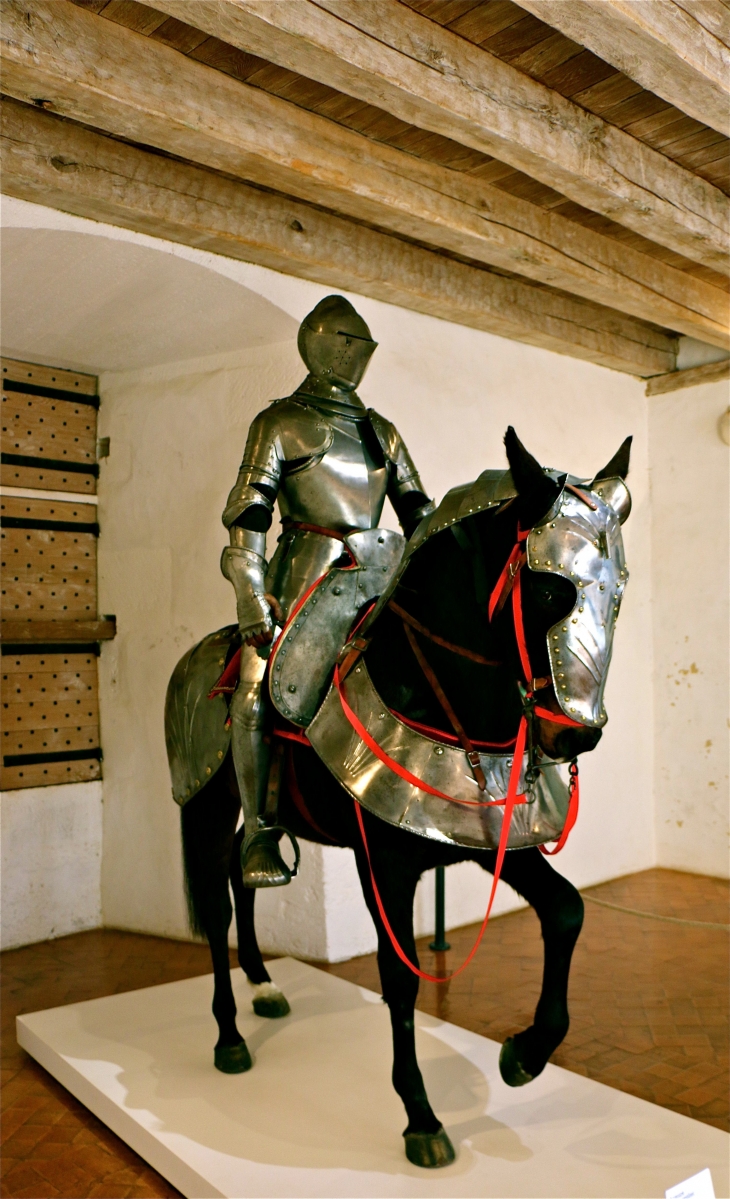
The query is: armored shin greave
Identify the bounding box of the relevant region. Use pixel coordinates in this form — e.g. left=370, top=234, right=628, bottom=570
left=230, top=646, right=291, bottom=888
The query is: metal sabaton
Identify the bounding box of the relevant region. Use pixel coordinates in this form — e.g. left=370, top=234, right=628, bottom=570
left=3, top=748, right=102, bottom=767
left=2, top=379, right=100, bottom=408
left=0, top=515, right=100, bottom=535
left=1, top=453, right=99, bottom=478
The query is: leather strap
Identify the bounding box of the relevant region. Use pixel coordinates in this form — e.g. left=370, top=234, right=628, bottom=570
left=389, top=600, right=500, bottom=666
left=334, top=665, right=528, bottom=810
left=401, top=621, right=488, bottom=791
left=539, top=760, right=579, bottom=855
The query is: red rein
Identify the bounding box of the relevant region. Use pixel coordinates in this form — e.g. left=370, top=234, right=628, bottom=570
left=341, top=523, right=583, bottom=983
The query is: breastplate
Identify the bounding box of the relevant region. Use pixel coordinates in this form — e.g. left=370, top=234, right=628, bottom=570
left=277, top=413, right=389, bottom=533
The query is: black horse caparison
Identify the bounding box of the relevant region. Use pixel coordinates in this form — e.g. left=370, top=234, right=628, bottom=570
left=180, top=430, right=613, bottom=1169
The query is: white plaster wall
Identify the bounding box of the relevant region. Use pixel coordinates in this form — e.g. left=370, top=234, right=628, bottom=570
left=0, top=781, right=102, bottom=950
left=650, top=382, right=730, bottom=878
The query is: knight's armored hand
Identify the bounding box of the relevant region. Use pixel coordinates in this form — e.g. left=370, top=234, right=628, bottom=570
left=221, top=529, right=275, bottom=647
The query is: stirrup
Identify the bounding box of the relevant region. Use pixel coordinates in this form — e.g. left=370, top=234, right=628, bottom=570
left=241, top=826, right=300, bottom=889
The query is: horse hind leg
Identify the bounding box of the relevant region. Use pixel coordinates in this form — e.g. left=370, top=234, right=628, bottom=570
left=489, top=846, right=584, bottom=1086
left=181, top=776, right=252, bottom=1074
left=230, top=826, right=291, bottom=1019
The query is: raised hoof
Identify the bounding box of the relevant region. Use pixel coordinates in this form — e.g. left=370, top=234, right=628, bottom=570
left=214, top=1042, right=252, bottom=1074
left=404, top=1126, right=456, bottom=1169
left=499, top=1036, right=536, bottom=1087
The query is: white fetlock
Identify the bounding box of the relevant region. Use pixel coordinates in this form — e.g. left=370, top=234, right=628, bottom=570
left=248, top=978, right=291, bottom=1018
left=248, top=980, right=284, bottom=1000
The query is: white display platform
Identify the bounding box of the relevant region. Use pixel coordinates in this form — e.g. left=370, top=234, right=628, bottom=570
left=17, top=957, right=729, bottom=1199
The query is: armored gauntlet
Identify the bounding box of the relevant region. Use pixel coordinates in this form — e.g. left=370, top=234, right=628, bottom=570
left=221, top=529, right=273, bottom=643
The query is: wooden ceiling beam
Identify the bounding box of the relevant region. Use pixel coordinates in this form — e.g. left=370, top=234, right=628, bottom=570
left=144, top=0, right=729, bottom=273
left=512, top=0, right=730, bottom=138
left=1, top=99, right=676, bottom=377
left=2, top=0, right=725, bottom=350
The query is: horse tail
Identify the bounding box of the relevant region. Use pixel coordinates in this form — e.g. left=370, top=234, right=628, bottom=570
left=180, top=767, right=240, bottom=940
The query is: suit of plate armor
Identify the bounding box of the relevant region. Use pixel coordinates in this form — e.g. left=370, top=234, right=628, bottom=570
left=221, top=296, right=433, bottom=887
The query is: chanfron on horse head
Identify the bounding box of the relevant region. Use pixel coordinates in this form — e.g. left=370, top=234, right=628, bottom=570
left=166, top=426, right=632, bottom=1169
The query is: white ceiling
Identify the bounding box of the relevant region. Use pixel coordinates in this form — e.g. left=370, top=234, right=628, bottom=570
left=0, top=228, right=298, bottom=373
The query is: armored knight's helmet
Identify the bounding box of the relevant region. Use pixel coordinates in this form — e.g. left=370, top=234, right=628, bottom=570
left=298, top=295, right=378, bottom=392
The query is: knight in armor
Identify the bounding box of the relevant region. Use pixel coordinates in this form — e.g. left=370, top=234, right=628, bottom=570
left=221, top=295, right=434, bottom=888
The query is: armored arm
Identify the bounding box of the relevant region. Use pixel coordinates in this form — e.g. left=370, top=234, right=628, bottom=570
left=368, top=410, right=434, bottom=536
left=222, top=408, right=282, bottom=644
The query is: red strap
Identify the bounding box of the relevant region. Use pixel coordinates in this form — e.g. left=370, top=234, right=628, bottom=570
left=354, top=715, right=528, bottom=984
left=208, top=647, right=242, bottom=698
left=511, top=568, right=533, bottom=685
left=534, top=705, right=583, bottom=728
left=539, top=761, right=579, bottom=855
left=284, top=521, right=347, bottom=540
left=488, top=544, right=525, bottom=621
left=272, top=725, right=310, bottom=746
left=335, top=666, right=528, bottom=810
left=391, top=710, right=517, bottom=750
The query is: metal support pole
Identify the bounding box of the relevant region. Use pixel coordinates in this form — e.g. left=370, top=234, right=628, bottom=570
left=429, top=865, right=451, bottom=952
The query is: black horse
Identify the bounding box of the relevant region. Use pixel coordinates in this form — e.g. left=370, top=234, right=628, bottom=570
left=176, top=429, right=630, bottom=1168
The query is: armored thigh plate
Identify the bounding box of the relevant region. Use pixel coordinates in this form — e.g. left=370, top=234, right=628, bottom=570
left=269, top=528, right=405, bottom=726
left=307, top=661, right=570, bottom=850
left=165, top=625, right=237, bottom=805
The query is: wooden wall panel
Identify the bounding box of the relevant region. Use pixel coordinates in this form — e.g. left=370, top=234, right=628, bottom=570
left=1, top=496, right=98, bottom=622
left=1, top=358, right=104, bottom=790
left=1, top=648, right=101, bottom=790
left=3, top=392, right=97, bottom=464
left=1, top=356, right=99, bottom=494
left=1, top=358, right=98, bottom=395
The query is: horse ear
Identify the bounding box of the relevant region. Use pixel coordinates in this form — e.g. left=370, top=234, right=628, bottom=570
left=592, top=435, right=632, bottom=483
left=504, top=427, right=562, bottom=526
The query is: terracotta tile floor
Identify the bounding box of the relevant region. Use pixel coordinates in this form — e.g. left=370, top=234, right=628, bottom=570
left=2, top=868, right=728, bottom=1198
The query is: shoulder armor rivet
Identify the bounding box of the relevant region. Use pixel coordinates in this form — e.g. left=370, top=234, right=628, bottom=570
left=206, top=767, right=211, bottom=775
left=434, top=745, right=444, bottom=755
left=572, top=618, right=578, bottom=623
left=218, top=658, right=224, bottom=665
left=562, top=626, right=568, bottom=632
left=195, top=779, right=200, bottom=786
left=288, top=684, right=297, bottom=693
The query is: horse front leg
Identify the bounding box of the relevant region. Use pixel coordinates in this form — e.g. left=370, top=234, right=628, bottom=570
left=492, top=846, right=584, bottom=1086
left=354, top=830, right=455, bottom=1169
left=230, top=826, right=291, bottom=1019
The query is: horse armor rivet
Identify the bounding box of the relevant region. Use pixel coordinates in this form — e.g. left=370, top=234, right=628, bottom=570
left=288, top=684, right=297, bottom=693
left=434, top=745, right=444, bottom=755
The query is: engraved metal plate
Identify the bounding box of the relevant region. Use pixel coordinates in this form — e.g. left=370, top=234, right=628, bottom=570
left=307, top=660, right=569, bottom=850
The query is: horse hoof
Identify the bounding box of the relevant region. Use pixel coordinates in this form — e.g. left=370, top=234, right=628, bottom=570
left=214, top=1042, right=252, bottom=1073
left=404, top=1126, right=456, bottom=1168
left=250, top=981, right=291, bottom=1019
left=253, top=993, right=291, bottom=1019
left=499, top=1036, right=535, bottom=1087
